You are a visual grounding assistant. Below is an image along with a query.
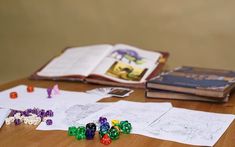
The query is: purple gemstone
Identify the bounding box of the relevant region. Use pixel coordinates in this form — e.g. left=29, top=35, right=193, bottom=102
left=47, top=88, right=52, bottom=98
left=46, top=119, right=53, bottom=125
left=14, top=119, right=21, bottom=125
left=99, top=117, right=107, bottom=125
left=45, top=110, right=54, bottom=117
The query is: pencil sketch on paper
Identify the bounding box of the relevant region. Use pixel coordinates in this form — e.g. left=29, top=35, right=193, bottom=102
left=64, top=103, right=110, bottom=126
left=77, top=101, right=173, bottom=130
left=145, top=107, right=235, bottom=146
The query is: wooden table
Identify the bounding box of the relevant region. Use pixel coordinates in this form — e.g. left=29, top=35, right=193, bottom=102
left=0, top=79, right=234, bottom=147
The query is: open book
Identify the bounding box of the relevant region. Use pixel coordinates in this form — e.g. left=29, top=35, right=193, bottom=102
left=30, top=44, right=169, bottom=88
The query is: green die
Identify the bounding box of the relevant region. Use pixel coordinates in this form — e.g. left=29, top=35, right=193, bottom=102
left=99, top=129, right=109, bottom=138
left=68, top=126, right=78, bottom=136
left=77, top=126, right=86, bottom=134
left=75, top=126, right=86, bottom=140
left=120, top=121, right=132, bottom=134
left=75, top=133, right=86, bottom=140
left=108, top=126, right=120, bottom=140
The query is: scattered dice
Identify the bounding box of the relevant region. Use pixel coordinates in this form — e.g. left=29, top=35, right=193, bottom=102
left=67, top=117, right=132, bottom=145
left=5, top=108, right=54, bottom=126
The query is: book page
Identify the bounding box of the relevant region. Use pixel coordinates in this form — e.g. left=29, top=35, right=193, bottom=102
left=37, top=44, right=113, bottom=77
left=90, top=44, right=161, bottom=83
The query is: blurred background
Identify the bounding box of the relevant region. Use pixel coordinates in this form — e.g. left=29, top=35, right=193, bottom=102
left=0, top=0, right=235, bottom=84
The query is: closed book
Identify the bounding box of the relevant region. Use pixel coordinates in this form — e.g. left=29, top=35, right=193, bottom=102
left=146, top=66, right=235, bottom=97
left=145, top=89, right=229, bottom=103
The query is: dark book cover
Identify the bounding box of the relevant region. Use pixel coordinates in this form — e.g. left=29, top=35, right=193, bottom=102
left=145, top=88, right=229, bottom=103
left=146, top=66, right=235, bottom=97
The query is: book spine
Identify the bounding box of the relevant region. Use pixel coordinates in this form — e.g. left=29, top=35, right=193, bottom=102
left=146, top=83, right=226, bottom=98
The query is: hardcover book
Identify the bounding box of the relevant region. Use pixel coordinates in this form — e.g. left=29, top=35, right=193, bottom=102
left=145, top=89, right=229, bottom=102
left=146, top=66, right=235, bottom=98
left=30, top=44, right=169, bottom=88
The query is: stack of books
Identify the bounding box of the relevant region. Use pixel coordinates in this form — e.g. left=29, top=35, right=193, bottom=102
left=146, top=66, right=235, bottom=102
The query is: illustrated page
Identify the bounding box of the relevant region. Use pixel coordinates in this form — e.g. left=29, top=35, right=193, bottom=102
left=90, top=44, right=162, bottom=83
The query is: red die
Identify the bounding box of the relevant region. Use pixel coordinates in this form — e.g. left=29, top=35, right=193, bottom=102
left=100, top=134, right=111, bottom=145
left=10, top=92, right=18, bottom=99
left=27, top=85, right=34, bottom=92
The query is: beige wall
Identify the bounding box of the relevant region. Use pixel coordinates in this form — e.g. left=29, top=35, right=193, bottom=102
left=0, top=1, right=235, bottom=84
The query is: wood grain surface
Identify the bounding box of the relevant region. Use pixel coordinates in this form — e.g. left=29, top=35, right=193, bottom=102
left=0, top=79, right=234, bottom=147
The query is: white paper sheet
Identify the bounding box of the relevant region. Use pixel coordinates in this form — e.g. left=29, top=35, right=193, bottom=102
left=0, top=85, right=105, bottom=110
left=36, top=103, right=111, bottom=130
left=0, top=108, right=11, bottom=128
left=143, top=107, right=235, bottom=146
left=77, top=100, right=173, bottom=133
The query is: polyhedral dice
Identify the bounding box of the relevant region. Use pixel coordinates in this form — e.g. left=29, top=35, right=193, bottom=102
left=99, top=117, right=107, bottom=125
left=120, top=120, right=132, bottom=134
left=108, top=126, right=120, bottom=140
left=75, top=126, right=86, bottom=140
left=86, top=123, right=96, bottom=132
left=85, top=129, right=95, bottom=140
left=100, top=134, right=111, bottom=145
left=68, top=126, right=78, bottom=136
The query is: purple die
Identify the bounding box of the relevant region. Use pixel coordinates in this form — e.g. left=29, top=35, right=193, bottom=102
left=14, top=119, right=21, bottom=125
left=46, top=119, right=53, bottom=125
left=26, top=108, right=33, bottom=113
left=99, top=117, right=107, bottom=125
left=45, top=110, right=54, bottom=117
left=10, top=110, right=19, bottom=116
left=85, top=129, right=95, bottom=140
left=22, top=110, right=30, bottom=117
left=37, top=109, right=46, bottom=119
left=32, top=108, right=40, bottom=115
